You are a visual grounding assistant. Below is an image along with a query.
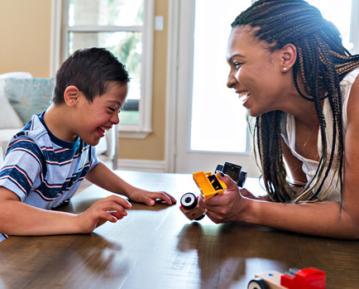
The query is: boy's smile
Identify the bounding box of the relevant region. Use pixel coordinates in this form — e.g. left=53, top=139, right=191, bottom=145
left=75, top=82, right=128, bottom=146
left=44, top=82, right=128, bottom=146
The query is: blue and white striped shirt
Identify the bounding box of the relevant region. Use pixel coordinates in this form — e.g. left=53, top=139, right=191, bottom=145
left=0, top=113, right=99, bottom=241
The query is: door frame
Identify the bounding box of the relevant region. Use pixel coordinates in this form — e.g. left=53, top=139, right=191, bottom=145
left=165, top=0, right=259, bottom=176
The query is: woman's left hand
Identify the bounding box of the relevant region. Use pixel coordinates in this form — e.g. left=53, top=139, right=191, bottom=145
left=199, top=172, right=250, bottom=223
left=127, top=188, right=177, bottom=206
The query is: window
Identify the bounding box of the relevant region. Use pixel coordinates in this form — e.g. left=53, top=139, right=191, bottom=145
left=308, top=0, right=358, bottom=53
left=190, top=0, right=252, bottom=153
left=58, top=0, right=154, bottom=136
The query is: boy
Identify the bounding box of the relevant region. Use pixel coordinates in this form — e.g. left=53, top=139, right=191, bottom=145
left=0, top=48, right=176, bottom=241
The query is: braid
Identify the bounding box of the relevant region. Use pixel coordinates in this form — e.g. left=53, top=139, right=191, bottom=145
left=256, top=111, right=294, bottom=201
left=233, top=0, right=359, bottom=202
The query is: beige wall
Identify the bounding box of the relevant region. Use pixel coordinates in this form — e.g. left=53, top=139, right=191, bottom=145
left=0, top=0, right=52, bottom=77
left=0, top=0, right=167, bottom=161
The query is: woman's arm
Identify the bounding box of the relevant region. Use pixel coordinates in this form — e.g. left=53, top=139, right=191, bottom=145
left=200, top=171, right=359, bottom=238
left=200, top=77, right=359, bottom=239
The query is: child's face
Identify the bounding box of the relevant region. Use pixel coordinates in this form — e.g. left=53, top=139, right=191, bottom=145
left=74, top=82, right=128, bottom=145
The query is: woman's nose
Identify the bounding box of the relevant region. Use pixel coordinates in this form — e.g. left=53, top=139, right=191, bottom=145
left=227, top=71, right=236, bottom=88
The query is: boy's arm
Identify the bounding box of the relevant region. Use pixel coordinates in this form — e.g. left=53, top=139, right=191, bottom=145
left=0, top=187, right=80, bottom=235
left=0, top=186, right=130, bottom=236
left=0, top=137, right=131, bottom=237
left=86, top=162, right=176, bottom=206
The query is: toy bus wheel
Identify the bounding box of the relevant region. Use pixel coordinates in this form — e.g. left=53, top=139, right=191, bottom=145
left=180, top=192, right=198, bottom=210
left=247, top=278, right=270, bottom=289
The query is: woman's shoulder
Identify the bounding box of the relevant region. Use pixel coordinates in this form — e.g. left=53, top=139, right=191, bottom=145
left=345, top=68, right=359, bottom=121
left=346, top=67, right=359, bottom=97
left=341, top=67, right=359, bottom=87
left=340, top=67, right=359, bottom=123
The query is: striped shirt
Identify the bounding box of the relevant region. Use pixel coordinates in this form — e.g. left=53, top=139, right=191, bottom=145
left=0, top=112, right=99, bottom=241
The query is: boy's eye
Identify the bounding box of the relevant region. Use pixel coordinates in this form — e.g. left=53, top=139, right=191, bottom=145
left=107, top=107, right=116, bottom=113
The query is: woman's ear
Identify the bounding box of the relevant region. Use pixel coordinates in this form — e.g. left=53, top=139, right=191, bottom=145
left=279, top=43, right=297, bottom=73
left=63, top=85, right=80, bottom=106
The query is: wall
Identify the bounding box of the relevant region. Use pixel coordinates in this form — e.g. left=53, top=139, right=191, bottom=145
left=0, top=0, right=167, bottom=162
left=0, top=0, right=52, bottom=77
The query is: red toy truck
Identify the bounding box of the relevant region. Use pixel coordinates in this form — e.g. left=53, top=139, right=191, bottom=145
left=247, top=267, right=326, bottom=289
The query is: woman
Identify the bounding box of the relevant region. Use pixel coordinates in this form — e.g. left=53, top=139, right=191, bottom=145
left=200, top=0, right=359, bottom=239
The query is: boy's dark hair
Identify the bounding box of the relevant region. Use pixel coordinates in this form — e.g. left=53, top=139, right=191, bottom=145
left=232, top=0, right=359, bottom=202
left=53, top=47, right=130, bottom=104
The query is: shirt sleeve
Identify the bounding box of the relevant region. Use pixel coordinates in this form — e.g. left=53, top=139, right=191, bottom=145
left=88, top=145, right=100, bottom=171
left=0, top=138, right=43, bottom=201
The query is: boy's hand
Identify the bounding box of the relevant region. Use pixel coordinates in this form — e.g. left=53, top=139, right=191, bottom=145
left=76, top=195, right=132, bottom=233
left=127, top=188, right=177, bottom=206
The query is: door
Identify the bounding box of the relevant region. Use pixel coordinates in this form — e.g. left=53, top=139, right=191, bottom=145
left=174, top=0, right=260, bottom=177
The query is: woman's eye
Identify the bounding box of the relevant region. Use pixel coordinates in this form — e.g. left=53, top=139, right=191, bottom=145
left=233, top=62, right=242, bottom=70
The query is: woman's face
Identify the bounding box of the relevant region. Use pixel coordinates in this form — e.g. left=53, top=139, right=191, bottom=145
left=226, top=25, right=292, bottom=116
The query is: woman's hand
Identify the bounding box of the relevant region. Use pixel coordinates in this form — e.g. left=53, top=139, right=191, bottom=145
left=127, top=188, right=177, bottom=206
left=199, top=172, right=251, bottom=223
left=76, top=195, right=132, bottom=233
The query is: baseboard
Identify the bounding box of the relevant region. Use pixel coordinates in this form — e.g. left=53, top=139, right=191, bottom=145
left=117, top=159, right=167, bottom=172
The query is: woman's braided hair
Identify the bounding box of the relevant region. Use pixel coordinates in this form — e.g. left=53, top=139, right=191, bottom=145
left=232, top=0, right=359, bottom=202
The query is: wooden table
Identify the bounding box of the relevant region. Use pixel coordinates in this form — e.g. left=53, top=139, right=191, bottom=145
left=0, top=171, right=358, bottom=289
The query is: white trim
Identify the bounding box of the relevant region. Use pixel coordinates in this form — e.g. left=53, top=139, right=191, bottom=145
left=119, top=130, right=151, bottom=139
left=165, top=0, right=180, bottom=172
left=136, top=0, right=154, bottom=134
left=173, top=0, right=196, bottom=173
left=66, top=26, right=142, bottom=32
left=61, top=0, right=70, bottom=61
left=50, top=0, right=62, bottom=76
left=117, top=159, right=166, bottom=172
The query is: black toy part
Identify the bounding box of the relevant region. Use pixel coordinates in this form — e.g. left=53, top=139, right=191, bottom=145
left=180, top=192, right=198, bottom=210
left=215, top=161, right=247, bottom=187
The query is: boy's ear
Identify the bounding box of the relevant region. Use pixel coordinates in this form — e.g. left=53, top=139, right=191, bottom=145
left=279, top=43, right=297, bottom=72
left=63, top=85, right=80, bottom=106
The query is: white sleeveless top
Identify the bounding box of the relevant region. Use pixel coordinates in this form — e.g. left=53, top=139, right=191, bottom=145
left=282, top=68, right=359, bottom=202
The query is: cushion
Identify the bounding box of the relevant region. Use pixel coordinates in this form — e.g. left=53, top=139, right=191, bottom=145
left=3, top=78, right=54, bottom=123
left=0, top=128, right=20, bottom=155
left=0, top=79, right=24, bottom=129
left=0, top=72, right=32, bottom=79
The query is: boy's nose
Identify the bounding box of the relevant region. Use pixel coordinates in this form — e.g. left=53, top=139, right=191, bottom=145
left=111, top=113, right=120, bottom=124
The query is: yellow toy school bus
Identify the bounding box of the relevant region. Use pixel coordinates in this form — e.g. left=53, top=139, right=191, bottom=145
left=192, top=171, right=227, bottom=200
